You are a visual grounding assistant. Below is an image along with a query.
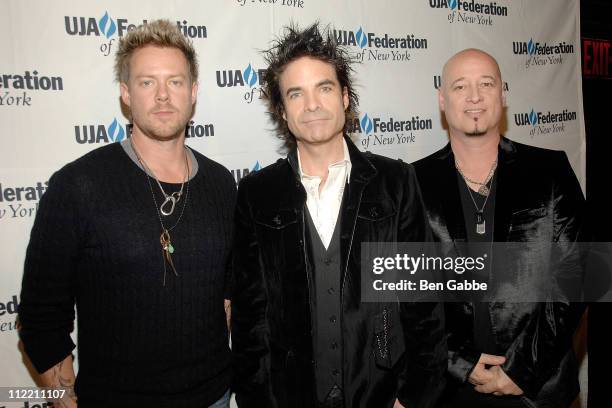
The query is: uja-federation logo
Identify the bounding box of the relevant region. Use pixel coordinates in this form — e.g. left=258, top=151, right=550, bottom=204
left=216, top=63, right=266, bottom=104
left=231, top=161, right=262, bottom=185
left=514, top=108, right=577, bottom=137
left=0, top=295, right=19, bottom=333
left=351, top=113, right=433, bottom=149
left=236, top=0, right=305, bottom=8
left=513, top=39, right=575, bottom=69
left=0, top=181, right=47, bottom=221
left=0, top=70, right=64, bottom=107
left=334, top=26, right=428, bottom=63
left=429, top=0, right=508, bottom=26
left=64, top=11, right=207, bottom=56
left=74, top=119, right=214, bottom=144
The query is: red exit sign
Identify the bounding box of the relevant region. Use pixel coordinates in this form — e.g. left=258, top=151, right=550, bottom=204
left=582, top=38, right=611, bottom=78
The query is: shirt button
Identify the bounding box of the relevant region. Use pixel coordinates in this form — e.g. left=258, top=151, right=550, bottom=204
left=329, top=315, right=337, bottom=323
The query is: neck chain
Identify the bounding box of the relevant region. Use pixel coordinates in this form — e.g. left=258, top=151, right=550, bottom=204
left=455, top=159, right=497, bottom=196
left=460, top=171, right=494, bottom=235
left=130, top=139, right=191, bottom=285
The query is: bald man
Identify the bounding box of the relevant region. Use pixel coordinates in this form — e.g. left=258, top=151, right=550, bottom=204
left=412, top=49, right=586, bottom=407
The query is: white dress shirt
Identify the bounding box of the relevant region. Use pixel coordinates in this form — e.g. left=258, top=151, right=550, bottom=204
left=298, top=140, right=352, bottom=249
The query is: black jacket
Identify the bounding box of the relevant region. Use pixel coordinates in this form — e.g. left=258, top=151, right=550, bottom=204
left=232, top=137, right=446, bottom=408
left=413, top=138, right=586, bottom=407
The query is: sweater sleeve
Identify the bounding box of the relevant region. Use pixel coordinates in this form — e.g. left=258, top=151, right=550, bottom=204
left=19, top=168, right=82, bottom=373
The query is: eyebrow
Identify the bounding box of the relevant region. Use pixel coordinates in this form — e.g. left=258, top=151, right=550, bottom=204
left=285, top=79, right=337, bottom=96
left=133, top=73, right=187, bottom=79
left=451, top=75, right=497, bottom=86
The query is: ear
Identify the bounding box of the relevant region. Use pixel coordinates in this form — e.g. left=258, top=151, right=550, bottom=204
left=342, top=86, right=349, bottom=110
left=501, top=89, right=507, bottom=107
left=438, top=88, right=445, bottom=112
left=191, top=81, right=198, bottom=105
left=120, top=82, right=131, bottom=107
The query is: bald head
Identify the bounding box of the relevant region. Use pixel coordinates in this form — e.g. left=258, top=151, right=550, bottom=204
left=438, top=48, right=505, bottom=140
left=441, top=48, right=502, bottom=88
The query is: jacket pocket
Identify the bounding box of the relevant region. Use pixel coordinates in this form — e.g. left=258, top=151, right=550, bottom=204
left=511, top=205, right=548, bottom=220
left=254, top=209, right=298, bottom=230
left=509, top=205, right=548, bottom=232
left=358, top=200, right=397, bottom=222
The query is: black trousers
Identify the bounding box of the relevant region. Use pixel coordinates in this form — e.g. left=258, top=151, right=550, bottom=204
left=438, top=384, right=528, bottom=408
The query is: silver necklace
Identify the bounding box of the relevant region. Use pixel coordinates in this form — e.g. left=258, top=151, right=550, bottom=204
left=130, top=139, right=191, bottom=285
left=134, top=147, right=189, bottom=217
left=455, top=159, right=497, bottom=196
left=460, top=173, right=493, bottom=235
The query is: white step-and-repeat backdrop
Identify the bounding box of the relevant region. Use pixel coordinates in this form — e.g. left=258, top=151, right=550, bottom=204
left=1, top=0, right=585, bottom=406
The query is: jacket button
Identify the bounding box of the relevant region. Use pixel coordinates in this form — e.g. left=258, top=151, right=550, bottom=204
left=331, top=341, right=338, bottom=349
left=329, top=315, right=337, bottom=323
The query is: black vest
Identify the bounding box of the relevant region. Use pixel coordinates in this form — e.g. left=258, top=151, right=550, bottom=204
left=305, top=207, right=343, bottom=403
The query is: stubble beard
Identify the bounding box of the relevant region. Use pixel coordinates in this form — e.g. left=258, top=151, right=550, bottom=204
left=133, top=109, right=192, bottom=142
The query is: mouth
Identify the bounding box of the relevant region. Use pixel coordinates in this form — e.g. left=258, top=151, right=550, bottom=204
left=465, top=109, right=485, bottom=119
left=152, top=110, right=176, bottom=118
left=302, top=118, right=329, bottom=124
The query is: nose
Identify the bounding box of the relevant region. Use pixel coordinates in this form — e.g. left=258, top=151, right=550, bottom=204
left=156, top=82, right=169, bottom=102
left=467, top=85, right=481, bottom=103
left=303, top=90, right=320, bottom=112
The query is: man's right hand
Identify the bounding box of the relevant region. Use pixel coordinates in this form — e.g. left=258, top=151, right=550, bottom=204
left=467, top=353, right=506, bottom=387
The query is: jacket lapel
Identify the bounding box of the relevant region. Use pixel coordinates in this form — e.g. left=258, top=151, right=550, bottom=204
left=493, top=137, right=518, bottom=242
left=340, top=137, right=377, bottom=284
left=437, top=144, right=468, bottom=243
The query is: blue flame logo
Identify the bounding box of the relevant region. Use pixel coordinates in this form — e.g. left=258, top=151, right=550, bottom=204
left=448, top=0, right=458, bottom=10
left=360, top=114, right=373, bottom=134
left=355, top=27, right=368, bottom=49
left=243, top=64, right=258, bottom=88
left=527, top=38, right=536, bottom=55
left=251, top=161, right=261, bottom=172
left=108, top=118, right=125, bottom=142
left=528, top=109, right=538, bottom=126
left=98, top=11, right=117, bottom=39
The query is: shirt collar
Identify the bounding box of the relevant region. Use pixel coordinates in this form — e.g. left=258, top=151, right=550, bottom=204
left=297, top=138, right=352, bottom=184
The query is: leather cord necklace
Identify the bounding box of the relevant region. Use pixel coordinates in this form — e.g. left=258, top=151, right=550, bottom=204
left=131, top=139, right=190, bottom=285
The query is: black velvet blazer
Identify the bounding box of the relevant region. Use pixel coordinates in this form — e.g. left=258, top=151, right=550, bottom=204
left=413, top=137, right=586, bottom=407
left=232, top=137, right=446, bottom=408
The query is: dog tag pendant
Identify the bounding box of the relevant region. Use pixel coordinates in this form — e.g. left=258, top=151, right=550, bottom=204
left=475, top=211, right=485, bottom=235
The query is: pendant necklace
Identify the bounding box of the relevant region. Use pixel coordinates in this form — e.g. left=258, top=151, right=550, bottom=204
left=131, top=139, right=190, bottom=285
left=462, top=175, right=493, bottom=235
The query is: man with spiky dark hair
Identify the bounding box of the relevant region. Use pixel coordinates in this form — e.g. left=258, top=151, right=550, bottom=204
left=231, top=22, right=446, bottom=408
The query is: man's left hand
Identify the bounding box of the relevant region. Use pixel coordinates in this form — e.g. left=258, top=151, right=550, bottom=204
left=473, top=365, right=524, bottom=396
left=393, top=398, right=405, bottom=408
